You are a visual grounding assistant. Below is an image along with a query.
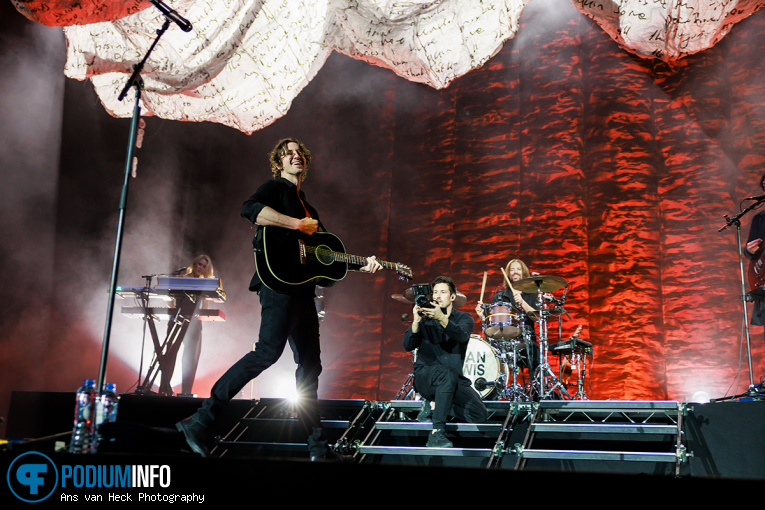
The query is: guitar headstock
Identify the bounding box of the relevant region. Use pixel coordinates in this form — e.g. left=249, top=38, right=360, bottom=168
left=396, top=263, right=413, bottom=281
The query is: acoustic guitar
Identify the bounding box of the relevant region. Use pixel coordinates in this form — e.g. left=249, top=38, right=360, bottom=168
left=255, top=227, right=413, bottom=293
left=748, top=247, right=765, bottom=292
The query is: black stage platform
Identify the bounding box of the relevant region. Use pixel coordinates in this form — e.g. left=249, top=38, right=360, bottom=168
left=2, top=392, right=763, bottom=503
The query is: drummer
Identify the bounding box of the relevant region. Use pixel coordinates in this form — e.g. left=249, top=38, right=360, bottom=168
left=475, top=259, right=539, bottom=370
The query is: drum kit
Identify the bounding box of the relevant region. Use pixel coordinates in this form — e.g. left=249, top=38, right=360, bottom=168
left=393, top=271, right=591, bottom=402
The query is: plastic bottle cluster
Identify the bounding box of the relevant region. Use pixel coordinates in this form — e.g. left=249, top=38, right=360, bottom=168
left=69, top=379, right=120, bottom=454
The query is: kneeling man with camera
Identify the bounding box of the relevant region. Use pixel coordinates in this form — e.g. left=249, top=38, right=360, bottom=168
left=403, top=276, right=488, bottom=447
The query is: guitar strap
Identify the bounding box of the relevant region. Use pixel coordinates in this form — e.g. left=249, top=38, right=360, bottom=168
left=296, top=182, right=326, bottom=232
left=296, top=182, right=311, bottom=220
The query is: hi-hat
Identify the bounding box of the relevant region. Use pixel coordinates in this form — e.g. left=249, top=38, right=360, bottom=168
left=513, top=275, right=566, bottom=293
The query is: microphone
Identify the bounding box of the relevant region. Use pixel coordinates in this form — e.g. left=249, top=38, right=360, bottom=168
left=744, top=194, right=765, bottom=201
left=474, top=378, right=497, bottom=392
left=150, top=0, right=193, bottom=32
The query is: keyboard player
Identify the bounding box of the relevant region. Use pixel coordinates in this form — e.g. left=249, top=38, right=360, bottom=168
left=165, top=255, right=224, bottom=396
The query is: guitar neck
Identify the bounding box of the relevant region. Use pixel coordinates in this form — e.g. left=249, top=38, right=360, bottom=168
left=308, top=246, right=398, bottom=271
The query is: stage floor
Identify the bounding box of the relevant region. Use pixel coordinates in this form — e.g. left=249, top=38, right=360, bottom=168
left=2, top=392, right=763, bottom=503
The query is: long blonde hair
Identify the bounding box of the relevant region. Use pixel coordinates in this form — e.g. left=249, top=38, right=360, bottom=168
left=185, top=254, right=214, bottom=278
left=504, top=259, right=530, bottom=286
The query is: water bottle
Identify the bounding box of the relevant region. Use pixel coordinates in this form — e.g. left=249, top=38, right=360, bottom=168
left=96, top=383, right=120, bottom=450
left=69, top=379, right=97, bottom=454
left=99, top=383, right=119, bottom=425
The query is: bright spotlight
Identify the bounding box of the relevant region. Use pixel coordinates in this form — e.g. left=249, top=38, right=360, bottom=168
left=285, top=384, right=299, bottom=403
left=689, top=391, right=710, bottom=403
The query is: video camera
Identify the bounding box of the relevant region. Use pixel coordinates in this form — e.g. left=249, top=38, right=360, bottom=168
left=411, top=283, right=434, bottom=309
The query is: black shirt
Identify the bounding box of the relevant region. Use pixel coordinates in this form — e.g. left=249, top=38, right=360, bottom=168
left=241, top=178, right=321, bottom=291
left=402, top=308, right=474, bottom=375
left=240, top=176, right=364, bottom=292
left=492, top=287, right=537, bottom=333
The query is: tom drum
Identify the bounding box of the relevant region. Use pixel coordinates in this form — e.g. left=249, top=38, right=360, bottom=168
left=484, top=302, right=523, bottom=339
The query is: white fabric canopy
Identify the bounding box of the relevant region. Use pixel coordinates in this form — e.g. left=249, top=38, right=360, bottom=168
left=576, top=0, right=764, bottom=61
left=12, top=0, right=765, bottom=133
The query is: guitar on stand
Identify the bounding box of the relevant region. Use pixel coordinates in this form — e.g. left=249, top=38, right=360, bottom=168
left=255, top=227, right=413, bottom=293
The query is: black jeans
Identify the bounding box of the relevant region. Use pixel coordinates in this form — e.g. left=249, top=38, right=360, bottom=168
left=414, top=365, right=488, bottom=429
left=194, top=286, right=324, bottom=452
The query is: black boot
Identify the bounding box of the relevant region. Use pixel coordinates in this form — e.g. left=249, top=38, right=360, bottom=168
left=176, top=416, right=211, bottom=457
left=426, top=428, right=453, bottom=448
left=417, top=399, right=433, bottom=422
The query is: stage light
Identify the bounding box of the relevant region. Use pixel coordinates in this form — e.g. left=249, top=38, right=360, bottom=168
left=689, top=391, right=710, bottom=403
left=284, top=384, right=299, bottom=404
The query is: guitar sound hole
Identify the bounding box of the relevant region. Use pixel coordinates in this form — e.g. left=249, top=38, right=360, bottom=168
left=315, top=245, right=335, bottom=265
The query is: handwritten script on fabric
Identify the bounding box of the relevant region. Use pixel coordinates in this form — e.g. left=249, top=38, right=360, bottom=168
left=12, top=0, right=765, bottom=133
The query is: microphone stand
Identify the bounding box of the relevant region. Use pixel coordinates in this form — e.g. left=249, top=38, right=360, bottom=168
left=718, top=199, right=764, bottom=396
left=96, top=20, right=172, bottom=394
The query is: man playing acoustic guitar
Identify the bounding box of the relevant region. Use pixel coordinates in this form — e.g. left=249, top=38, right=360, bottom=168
left=745, top=173, right=765, bottom=333
left=177, top=138, right=382, bottom=460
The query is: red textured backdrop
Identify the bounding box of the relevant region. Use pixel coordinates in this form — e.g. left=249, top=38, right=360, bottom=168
left=307, top=5, right=765, bottom=402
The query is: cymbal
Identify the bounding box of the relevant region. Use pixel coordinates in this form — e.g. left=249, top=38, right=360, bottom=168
left=513, top=275, right=567, bottom=293
left=391, top=288, right=467, bottom=307
left=391, top=293, right=410, bottom=304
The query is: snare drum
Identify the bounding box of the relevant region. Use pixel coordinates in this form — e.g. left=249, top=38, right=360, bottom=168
left=462, top=335, right=509, bottom=399
left=484, top=302, right=523, bottom=339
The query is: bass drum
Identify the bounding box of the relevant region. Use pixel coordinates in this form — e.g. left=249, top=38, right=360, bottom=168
left=462, top=335, right=509, bottom=399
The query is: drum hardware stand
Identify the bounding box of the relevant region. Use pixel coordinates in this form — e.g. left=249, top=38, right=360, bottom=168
left=572, top=351, right=589, bottom=400
left=553, top=282, right=571, bottom=337
left=499, top=337, right=530, bottom=402
left=480, top=306, right=540, bottom=402
left=394, top=372, right=416, bottom=401
left=394, top=315, right=417, bottom=400
left=528, top=302, right=572, bottom=401
left=552, top=285, right=588, bottom=399
left=478, top=302, right=524, bottom=400
left=508, top=275, right=573, bottom=401
left=488, top=321, right=535, bottom=402
left=474, top=338, right=523, bottom=401
left=394, top=350, right=418, bottom=401
left=560, top=352, right=589, bottom=400
left=720, top=203, right=761, bottom=394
